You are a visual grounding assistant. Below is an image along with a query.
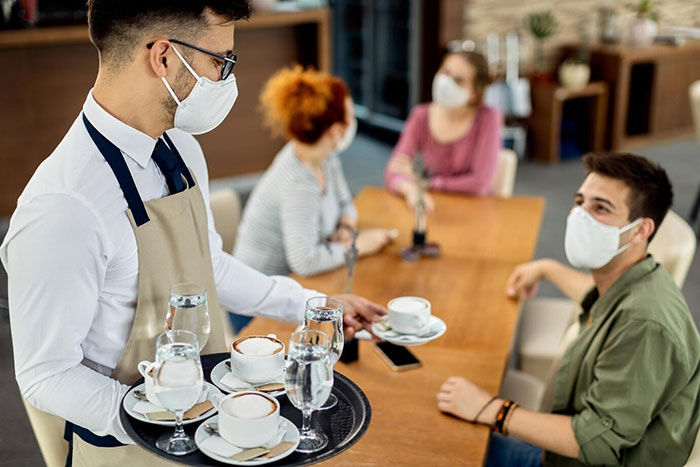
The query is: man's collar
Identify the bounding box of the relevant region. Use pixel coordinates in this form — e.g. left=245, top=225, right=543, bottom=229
left=82, top=89, right=158, bottom=168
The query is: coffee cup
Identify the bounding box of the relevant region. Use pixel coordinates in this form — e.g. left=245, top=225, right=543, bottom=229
left=230, top=334, right=285, bottom=384
left=387, top=296, right=432, bottom=334
left=214, top=391, right=280, bottom=448
left=137, top=360, right=162, bottom=406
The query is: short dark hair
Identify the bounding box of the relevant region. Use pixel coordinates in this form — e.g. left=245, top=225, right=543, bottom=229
left=87, top=0, right=251, bottom=65
left=583, top=152, right=673, bottom=241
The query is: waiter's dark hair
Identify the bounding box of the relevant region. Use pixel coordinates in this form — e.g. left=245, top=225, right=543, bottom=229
left=87, top=0, right=251, bottom=65
left=583, top=152, right=673, bottom=241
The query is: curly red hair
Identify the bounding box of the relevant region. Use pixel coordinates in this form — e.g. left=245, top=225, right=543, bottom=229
left=260, top=66, right=349, bottom=144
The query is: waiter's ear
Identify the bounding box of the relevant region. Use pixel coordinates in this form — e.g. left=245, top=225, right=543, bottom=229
left=148, top=38, right=172, bottom=78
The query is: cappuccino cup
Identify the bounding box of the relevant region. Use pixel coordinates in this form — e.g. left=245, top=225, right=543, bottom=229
left=137, top=360, right=161, bottom=406
left=230, top=335, right=285, bottom=383
left=387, top=296, right=432, bottom=334
left=215, top=391, right=280, bottom=448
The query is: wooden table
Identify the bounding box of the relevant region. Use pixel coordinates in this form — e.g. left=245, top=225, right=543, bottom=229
left=244, top=187, right=544, bottom=465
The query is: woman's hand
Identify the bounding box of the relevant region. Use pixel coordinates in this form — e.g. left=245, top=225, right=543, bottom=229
left=399, top=181, right=435, bottom=213
left=356, top=229, right=394, bottom=257
left=387, top=155, right=415, bottom=178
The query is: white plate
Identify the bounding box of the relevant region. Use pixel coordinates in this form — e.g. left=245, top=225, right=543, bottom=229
left=123, top=382, right=220, bottom=426
left=211, top=359, right=286, bottom=397
left=371, top=315, right=447, bottom=347
left=195, top=415, right=300, bottom=465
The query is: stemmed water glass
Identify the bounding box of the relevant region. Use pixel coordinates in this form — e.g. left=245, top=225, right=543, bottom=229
left=153, top=330, right=203, bottom=455
left=303, top=297, right=343, bottom=409
left=165, top=283, right=210, bottom=352
left=285, top=329, right=333, bottom=453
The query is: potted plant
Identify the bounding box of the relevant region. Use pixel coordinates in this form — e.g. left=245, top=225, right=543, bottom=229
left=526, top=10, right=559, bottom=80
left=559, top=30, right=591, bottom=90
left=627, top=0, right=658, bottom=46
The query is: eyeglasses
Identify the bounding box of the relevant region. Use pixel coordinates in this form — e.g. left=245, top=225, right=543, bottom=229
left=147, top=39, right=237, bottom=81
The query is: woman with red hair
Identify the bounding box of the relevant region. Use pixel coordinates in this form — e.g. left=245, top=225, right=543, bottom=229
left=234, top=66, right=394, bottom=277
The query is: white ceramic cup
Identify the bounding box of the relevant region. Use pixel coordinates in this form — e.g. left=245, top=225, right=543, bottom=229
left=387, top=296, right=432, bottom=334
left=230, top=334, right=285, bottom=384
left=137, top=360, right=162, bottom=406
left=214, top=391, right=280, bottom=448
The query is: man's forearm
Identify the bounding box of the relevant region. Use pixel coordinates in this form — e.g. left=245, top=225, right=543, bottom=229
left=540, top=259, right=594, bottom=304
left=479, top=399, right=579, bottom=459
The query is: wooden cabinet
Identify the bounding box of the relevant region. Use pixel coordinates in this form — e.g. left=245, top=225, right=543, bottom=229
left=0, top=9, right=330, bottom=216
left=583, top=41, right=700, bottom=150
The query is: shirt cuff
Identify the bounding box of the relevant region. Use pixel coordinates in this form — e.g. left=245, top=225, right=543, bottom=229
left=572, top=409, right=618, bottom=465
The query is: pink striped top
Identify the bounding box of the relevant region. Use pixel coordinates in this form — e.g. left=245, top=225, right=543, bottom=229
left=384, top=104, right=503, bottom=196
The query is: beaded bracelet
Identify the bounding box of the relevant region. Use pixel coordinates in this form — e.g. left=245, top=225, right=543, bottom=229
left=502, top=401, right=520, bottom=436
left=492, top=399, right=518, bottom=435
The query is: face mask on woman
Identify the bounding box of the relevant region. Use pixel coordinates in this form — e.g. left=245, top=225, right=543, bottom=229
left=432, top=73, right=471, bottom=108
left=335, top=117, right=358, bottom=152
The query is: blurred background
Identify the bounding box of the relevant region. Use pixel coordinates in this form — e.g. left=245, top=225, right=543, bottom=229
left=2, top=0, right=700, bottom=464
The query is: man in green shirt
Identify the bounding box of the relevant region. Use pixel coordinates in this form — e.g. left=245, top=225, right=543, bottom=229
left=436, top=152, right=700, bottom=466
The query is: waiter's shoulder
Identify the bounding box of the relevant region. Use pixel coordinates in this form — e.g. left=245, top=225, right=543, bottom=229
left=16, top=117, right=122, bottom=221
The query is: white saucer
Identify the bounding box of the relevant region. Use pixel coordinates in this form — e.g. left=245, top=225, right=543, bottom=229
left=195, top=415, right=300, bottom=465
left=123, top=382, right=220, bottom=426
left=371, top=315, right=447, bottom=347
left=210, top=359, right=286, bottom=397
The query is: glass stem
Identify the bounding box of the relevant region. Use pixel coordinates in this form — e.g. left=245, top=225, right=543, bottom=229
left=301, top=409, right=313, bottom=436
left=173, top=410, right=186, bottom=439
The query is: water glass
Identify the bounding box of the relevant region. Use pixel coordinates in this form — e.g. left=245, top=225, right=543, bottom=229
left=285, top=329, right=333, bottom=453
left=304, top=297, right=343, bottom=409
left=166, top=283, right=210, bottom=351
left=153, top=330, right=203, bottom=455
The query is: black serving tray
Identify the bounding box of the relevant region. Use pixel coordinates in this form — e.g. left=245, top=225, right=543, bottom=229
left=119, top=353, right=371, bottom=466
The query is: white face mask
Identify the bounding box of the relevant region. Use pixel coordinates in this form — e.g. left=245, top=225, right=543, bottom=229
left=161, top=45, right=239, bottom=135
left=432, top=73, right=471, bottom=108
left=564, top=206, right=642, bottom=270
left=335, top=117, right=357, bottom=152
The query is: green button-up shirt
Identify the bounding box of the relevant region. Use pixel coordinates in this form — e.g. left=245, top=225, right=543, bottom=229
left=545, top=256, right=700, bottom=466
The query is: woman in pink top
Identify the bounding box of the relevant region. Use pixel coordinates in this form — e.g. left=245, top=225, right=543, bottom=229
left=385, top=50, right=502, bottom=211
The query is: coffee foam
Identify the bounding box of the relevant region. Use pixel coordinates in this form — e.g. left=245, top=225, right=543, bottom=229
left=223, top=393, right=276, bottom=419
left=234, top=337, right=282, bottom=356
left=391, top=297, right=428, bottom=313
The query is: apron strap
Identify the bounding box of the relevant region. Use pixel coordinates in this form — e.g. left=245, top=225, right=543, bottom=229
left=64, top=420, right=125, bottom=465
left=162, top=132, right=196, bottom=188
left=82, top=114, right=150, bottom=227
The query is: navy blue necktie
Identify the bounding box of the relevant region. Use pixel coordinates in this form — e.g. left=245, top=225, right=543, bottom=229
left=151, top=138, right=185, bottom=194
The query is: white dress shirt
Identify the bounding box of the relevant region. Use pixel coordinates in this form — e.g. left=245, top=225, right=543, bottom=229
left=0, top=91, right=319, bottom=443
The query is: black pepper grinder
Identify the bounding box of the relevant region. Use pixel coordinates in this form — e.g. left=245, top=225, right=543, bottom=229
left=340, top=227, right=359, bottom=363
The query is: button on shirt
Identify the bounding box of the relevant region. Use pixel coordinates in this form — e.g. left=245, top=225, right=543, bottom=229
left=545, top=256, right=700, bottom=467
left=0, top=91, right=319, bottom=443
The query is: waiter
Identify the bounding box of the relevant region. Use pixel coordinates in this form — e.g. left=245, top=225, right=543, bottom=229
left=0, top=1, right=385, bottom=465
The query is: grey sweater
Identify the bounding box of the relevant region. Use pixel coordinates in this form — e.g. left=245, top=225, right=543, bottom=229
left=233, top=142, right=357, bottom=277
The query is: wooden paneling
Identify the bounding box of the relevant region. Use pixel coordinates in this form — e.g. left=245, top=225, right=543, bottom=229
left=241, top=187, right=545, bottom=465
left=0, top=9, right=331, bottom=216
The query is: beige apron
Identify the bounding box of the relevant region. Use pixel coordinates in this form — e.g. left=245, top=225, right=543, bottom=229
left=69, top=120, right=228, bottom=466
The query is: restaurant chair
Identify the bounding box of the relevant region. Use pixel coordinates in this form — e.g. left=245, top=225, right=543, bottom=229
left=209, top=187, right=242, bottom=254
left=689, top=80, right=700, bottom=234
left=513, top=210, right=696, bottom=386
left=490, top=149, right=518, bottom=198
left=22, top=400, right=68, bottom=467
left=208, top=187, right=251, bottom=336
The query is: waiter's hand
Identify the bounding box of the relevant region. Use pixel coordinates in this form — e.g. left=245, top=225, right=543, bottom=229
left=332, top=294, right=387, bottom=338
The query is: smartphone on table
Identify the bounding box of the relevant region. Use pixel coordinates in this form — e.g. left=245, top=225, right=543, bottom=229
left=374, top=342, right=421, bottom=371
